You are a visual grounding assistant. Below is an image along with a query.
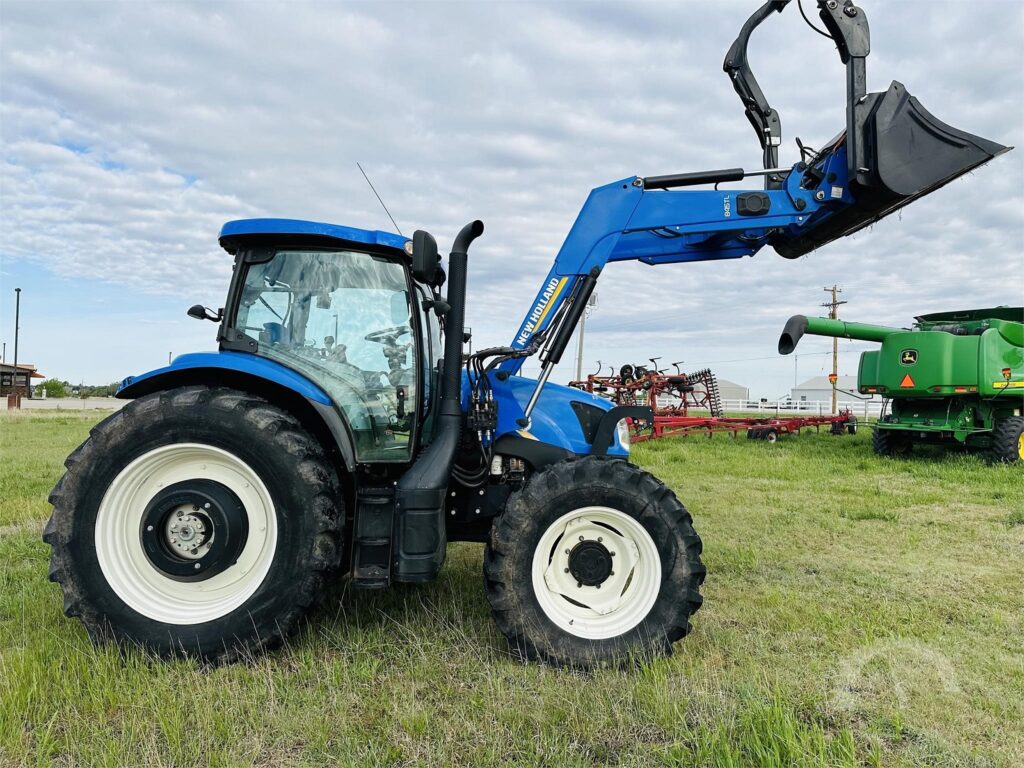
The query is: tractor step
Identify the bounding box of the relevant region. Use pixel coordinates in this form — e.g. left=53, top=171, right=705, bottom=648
left=350, top=487, right=395, bottom=589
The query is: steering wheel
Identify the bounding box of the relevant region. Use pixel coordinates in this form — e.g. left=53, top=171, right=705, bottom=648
left=364, top=325, right=410, bottom=344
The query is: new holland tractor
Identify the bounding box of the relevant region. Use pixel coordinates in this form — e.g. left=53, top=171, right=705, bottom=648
left=778, top=308, right=1024, bottom=461
left=45, top=0, right=1010, bottom=666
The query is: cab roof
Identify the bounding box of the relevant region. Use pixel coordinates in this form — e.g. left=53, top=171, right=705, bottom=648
left=218, top=218, right=410, bottom=255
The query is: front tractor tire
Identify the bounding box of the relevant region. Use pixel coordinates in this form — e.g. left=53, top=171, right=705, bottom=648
left=44, top=386, right=344, bottom=662
left=991, top=416, right=1024, bottom=463
left=484, top=457, right=705, bottom=668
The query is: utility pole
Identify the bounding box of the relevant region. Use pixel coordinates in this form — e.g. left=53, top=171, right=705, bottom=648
left=821, top=285, right=847, bottom=415
left=13, top=288, right=22, bottom=402
left=574, top=293, right=598, bottom=381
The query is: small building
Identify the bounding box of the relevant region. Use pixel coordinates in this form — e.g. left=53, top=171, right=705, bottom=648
left=716, top=377, right=749, bottom=402
left=790, top=375, right=876, bottom=405
left=0, top=363, right=45, bottom=398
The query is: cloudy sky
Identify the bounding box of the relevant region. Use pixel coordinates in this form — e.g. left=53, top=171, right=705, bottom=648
left=2, top=0, right=1022, bottom=398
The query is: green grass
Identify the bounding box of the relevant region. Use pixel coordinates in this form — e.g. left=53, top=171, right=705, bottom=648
left=1, top=412, right=1021, bottom=767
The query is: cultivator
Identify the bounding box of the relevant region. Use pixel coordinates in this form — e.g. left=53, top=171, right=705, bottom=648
left=630, top=410, right=857, bottom=443
left=569, top=360, right=724, bottom=417
left=571, top=358, right=856, bottom=444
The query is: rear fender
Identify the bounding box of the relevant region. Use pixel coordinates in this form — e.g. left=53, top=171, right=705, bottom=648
left=117, top=352, right=357, bottom=471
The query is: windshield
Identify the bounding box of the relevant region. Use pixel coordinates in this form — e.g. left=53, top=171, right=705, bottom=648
left=234, top=249, right=417, bottom=462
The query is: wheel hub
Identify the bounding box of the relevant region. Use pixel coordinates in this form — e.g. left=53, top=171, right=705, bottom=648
left=568, top=540, right=613, bottom=586
left=163, top=509, right=212, bottom=559
left=140, top=479, right=249, bottom=582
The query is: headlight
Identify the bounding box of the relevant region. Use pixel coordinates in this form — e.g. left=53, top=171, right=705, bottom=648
left=616, top=419, right=631, bottom=451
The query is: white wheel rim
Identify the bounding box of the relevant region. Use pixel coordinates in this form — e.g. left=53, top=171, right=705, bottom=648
left=95, top=443, right=278, bottom=625
left=531, top=506, right=661, bottom=640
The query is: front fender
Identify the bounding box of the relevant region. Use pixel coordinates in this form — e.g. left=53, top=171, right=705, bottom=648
left=116, top=352, right=356, bottom=470
left=118, top=352, right=332, bottom=404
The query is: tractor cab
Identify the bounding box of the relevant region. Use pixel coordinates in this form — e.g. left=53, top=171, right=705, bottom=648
left=216, top=219, right=439, bottom=463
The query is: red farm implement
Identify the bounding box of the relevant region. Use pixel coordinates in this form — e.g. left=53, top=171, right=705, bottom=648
left=570, top=359, right=857, bottom=443
left=569, top=359, right=724, bottom=417
left=630, top=410, right=858, bottom=443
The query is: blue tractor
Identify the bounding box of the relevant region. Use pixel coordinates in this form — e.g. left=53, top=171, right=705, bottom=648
left=45, top=0, right=1008, bottom=666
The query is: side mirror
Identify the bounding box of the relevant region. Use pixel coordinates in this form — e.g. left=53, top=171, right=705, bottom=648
left=410, top=230, right=439, bottom=285
left=187, top=304, right=223, bottom=322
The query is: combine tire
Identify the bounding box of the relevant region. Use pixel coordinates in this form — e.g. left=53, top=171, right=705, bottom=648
left=44, top=386, right=343, bottom=661
left=991, top=416, right=1024, bottom=463
left=872, top=427, right=912, bottom=457
left=484, top=457, right=704, bottom=668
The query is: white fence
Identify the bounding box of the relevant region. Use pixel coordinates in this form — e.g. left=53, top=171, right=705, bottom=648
left=721, top=398, right=885, bottom=418
left=655, top=394, right=885, bottom=418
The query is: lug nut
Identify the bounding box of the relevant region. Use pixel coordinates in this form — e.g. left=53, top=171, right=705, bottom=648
left=579, top=536, right=584, bottom=542
left=597, top=537, right=603, bottom=543
left=194, top=563, right=201, bottom=570
left=564, top=568, right=570, bottom=573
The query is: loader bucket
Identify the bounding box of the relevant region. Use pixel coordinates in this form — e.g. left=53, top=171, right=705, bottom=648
left=775, top=81, right=1010, bottom=258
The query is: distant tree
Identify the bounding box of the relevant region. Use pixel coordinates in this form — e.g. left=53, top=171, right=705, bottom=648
left=40, top=379, right=69, bottom=398
left=78, top=382, right=120, bottom=398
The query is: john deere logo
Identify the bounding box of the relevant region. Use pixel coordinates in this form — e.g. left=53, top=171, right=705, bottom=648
left=900, top=349, right=918, bottom=365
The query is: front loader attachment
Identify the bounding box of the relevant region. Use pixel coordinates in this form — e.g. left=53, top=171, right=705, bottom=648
left=726, top=1, right=1010, bottom=260
left=774, top=82, right=1009, bottom=258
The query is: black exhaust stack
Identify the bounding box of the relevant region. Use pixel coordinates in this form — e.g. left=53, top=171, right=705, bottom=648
left=393, top=220, right=483, bottom=582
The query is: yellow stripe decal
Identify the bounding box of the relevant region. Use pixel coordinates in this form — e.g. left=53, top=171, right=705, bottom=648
left=992, top=381, right=1024, bottom=389
left=535, top=278, right=568, bottom=328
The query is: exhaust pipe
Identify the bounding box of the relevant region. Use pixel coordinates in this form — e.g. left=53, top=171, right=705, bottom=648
left=393, top=220, right=484, bottom=582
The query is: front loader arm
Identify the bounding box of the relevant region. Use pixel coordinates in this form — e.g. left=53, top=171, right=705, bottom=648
left=500, top=0, right=1008, bottom=409
left=502, top=161, right=833, bottom=375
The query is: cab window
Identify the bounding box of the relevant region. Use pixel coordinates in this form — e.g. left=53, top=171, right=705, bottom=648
left=234, top=249, right=417, bottom=462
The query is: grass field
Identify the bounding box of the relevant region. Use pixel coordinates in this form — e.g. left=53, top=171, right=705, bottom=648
left=1, top=411, right=1021, bottom=767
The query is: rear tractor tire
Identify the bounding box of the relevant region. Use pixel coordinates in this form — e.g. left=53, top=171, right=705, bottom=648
left=872, top=427, right=912, bottom=457
left=991, top=416, right=1024, bottom=463
left=44, top=386, right=344, bottom=662
left=484, top=456, right=705, bottom=668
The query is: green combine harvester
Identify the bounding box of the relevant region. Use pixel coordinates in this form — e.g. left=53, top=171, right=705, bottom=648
left=779, top=308, right=1024, bottom=462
